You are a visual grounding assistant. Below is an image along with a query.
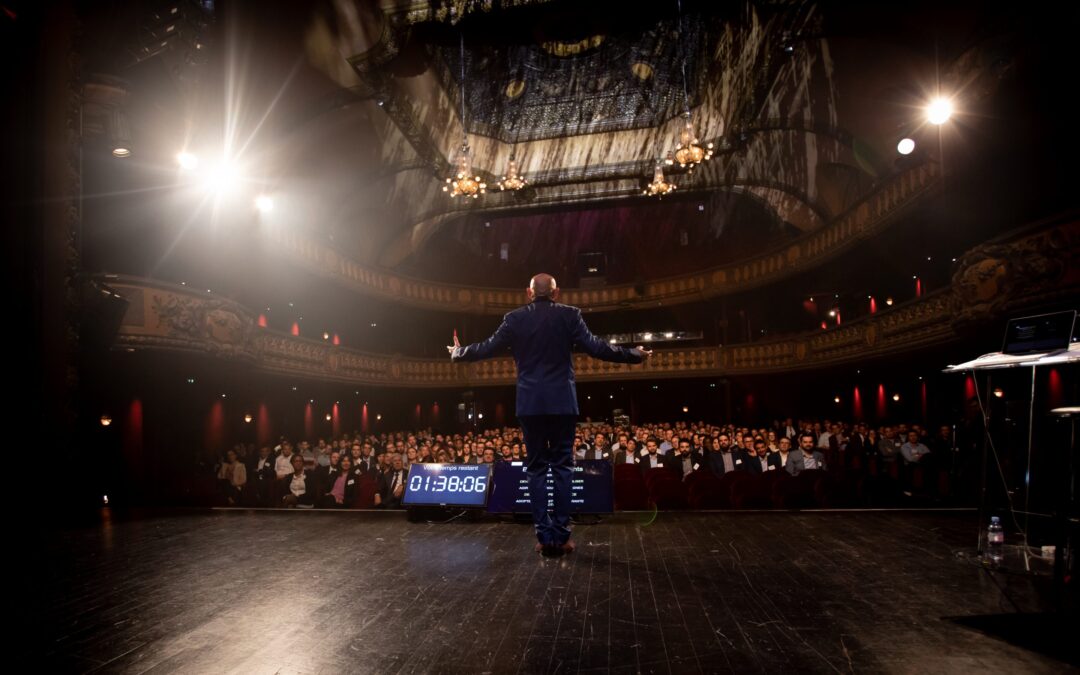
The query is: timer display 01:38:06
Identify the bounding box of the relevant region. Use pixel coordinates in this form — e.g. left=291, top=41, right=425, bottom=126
left=409, top=474, right=487, bottom=493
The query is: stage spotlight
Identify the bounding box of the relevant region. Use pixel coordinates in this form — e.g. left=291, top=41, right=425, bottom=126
left=325, top=413, right=332, bottom=421
left=177, top=151, right=199, bottom=170
left=203, top=160, right=240, bottom=193
left=828, top=309, right=837, bottom=317
left=897, top=138, right=915, bottom=155
left=892, top=394, right=900, bottom=402
left=244, top=414, right=253, bottom=423
left=834, top=396, right=841, bottom=403
left=926, top=97, right=953, bottom=125
left=885, top=297, right=894, bottom=306
left=376, top=414, right=382, bottom=421
left=643, top=333, right=653, bottom=341
left=664, top=332, right=674, bottom=339
left=254, top=194, right=274, bottom=212
left=993, top=388, right=1005, bottom=398
left=682, top=406, right=689, bottom=413
left=100, top=415, right=113, bottom=427
left=112, top=146, right=131, bottom=158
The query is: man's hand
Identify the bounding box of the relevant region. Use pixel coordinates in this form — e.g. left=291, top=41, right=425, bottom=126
left=447, top=331, right=461, bottom=357
left=634, top=345, right=653, bottom=359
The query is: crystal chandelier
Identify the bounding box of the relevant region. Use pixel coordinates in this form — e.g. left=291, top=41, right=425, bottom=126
left=673, top=114, right=713, bottom=170
left=644, top=160, right=676, bottom=198
left=443, top=140, right=486, bottom=198
left=669, top=0, right=713, bottom=172
left=442, top=32, right=486, bottom=199
left=498, top=155, right=526, bottom=191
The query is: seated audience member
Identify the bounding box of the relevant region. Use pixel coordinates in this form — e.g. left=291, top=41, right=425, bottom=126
left=275, top=441, right=296, bottom=479
left=775, top=437, right=793, bottom=470
left=498, top=445, right=513, bottom=462
left=900, top=431, right=931, bottom=465
left=355, top=443, right=378, bottom=474
left=705, top=434, right=750, bottom=477
left=217, top=449, right=247, bottom=505
left=639, top=437, right=665, bottom=472
left=878, top=426, right=902, bottom=463
left=787, top=432, right=827, bottom=476
left=929, top=425, right=954, bottom=456
left=315, top=440, right=332, bottom=468
left=663, top=439, right=702, bottom=479
left=613, top=438, right=639, bottom=465
left=298, top=440, right=316, bottom=471
left=281, top=454, right=315, bottom=508
left=436, top=449, right=451, bottom=463
left=482, top=448, right=496, bottom=464
left=577, top=433, right=610, bottom=461
left=766, top=431, right=779, bottom=452
left=382, top=454, right=408, bottom=509
left=405, top=446, right=419, bottom=466
left=746, top=439, right=780, bottom=473
left=313, top=451, right=341, bottom=495
left=320, top=456, right=357, bottom=508
left=253, top=445, right=276, bottom=506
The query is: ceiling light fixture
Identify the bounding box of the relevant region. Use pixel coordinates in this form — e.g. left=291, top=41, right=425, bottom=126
left=670, top=0, right=712, bottom=171
left=443, top=33, right=486, bottom=199
left=644, top=159, right=676, bottom=198
left=498, top=155, right=527, bottom=191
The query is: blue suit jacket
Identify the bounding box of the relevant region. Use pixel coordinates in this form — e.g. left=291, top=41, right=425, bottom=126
left=451, top=297, right=643, bottom=416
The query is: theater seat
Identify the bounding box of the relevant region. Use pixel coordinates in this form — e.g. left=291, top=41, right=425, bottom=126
left=642, top=468, right=676, bottom=490
left=614, top=479, right=650, bottom=510
left=613, top=464, right=642, bottom=483
left=687, top=474, right=726, bottom=509
left=354, top=475, right=380, bottom=509
left=730, top=474, right=775, bottom=509
left=649, top=480, right=688, bottom=510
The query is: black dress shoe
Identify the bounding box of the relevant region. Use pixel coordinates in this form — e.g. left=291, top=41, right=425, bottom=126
left=559, top=540, right=576, bottom=554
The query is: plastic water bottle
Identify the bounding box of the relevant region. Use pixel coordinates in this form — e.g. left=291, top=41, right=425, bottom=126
left=987, top=516, right=1004, bottom=562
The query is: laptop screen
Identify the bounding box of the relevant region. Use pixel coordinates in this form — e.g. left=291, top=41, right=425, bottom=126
left=1001, top=311, right=1076, bottom=354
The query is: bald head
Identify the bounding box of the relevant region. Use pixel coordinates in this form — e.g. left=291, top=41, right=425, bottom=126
left=528, top=273, right=558, bottom=300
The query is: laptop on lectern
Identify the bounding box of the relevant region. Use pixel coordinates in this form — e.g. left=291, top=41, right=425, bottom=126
left=1000, top=310, right=1076, bottom=355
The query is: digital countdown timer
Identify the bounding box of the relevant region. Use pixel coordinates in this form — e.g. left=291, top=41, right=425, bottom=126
left=402, top=462, right=492, bottom=507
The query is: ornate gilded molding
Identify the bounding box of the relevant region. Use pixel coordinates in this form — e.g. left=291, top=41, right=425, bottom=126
left=951, top=219, right=1080, bottom=325
left=264, top=160, right=940, bottom=315
left=102, top=217, right=1079, bottom=386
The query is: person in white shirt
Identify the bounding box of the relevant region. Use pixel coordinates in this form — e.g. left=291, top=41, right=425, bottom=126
left=275, top=442, right=296, bottom=479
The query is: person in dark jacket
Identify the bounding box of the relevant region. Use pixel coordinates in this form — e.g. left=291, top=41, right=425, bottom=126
left=450, top=273, right=651, bottom=554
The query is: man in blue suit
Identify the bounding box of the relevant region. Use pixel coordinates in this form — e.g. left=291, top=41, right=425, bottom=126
left=449, top=273, right=651, bottom=554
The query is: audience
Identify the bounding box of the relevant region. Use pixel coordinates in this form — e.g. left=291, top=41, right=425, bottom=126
left=209, top=414, right=964, bottom=509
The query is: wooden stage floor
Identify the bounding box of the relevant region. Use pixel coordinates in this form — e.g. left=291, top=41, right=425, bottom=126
left=36, top=509, right=1075, bottom=673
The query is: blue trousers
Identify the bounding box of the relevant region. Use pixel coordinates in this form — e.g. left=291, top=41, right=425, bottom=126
left=518, top=414, right=576, bottom=546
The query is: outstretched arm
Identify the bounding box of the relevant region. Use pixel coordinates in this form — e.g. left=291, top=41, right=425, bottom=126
left=448, top=318, right=514, bottom=362
left=570, top=309, right=651, bottom=364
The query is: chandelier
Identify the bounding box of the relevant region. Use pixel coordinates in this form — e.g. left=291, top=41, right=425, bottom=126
left=644, top=160, right=676, bottom=198
left=442, top=32, right=486, bottom=199
left=673, top=114, right=713, bottom=170
left=669, top=0, right=712, bottom=172
left=498, top=155, right=527, bottom=191
left=444, top=141, right=485, bottom=198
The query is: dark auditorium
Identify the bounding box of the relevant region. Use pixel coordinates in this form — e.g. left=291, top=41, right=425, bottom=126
left=10, top=0, right=1080, bottom=672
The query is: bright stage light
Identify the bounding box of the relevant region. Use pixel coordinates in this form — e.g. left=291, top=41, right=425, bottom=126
left=926, top=98, right=953, bottom=125
left=204, top=160, right=240, bottom=193
left=255, top=194, right=274, bottom=212
left=177, top=151, right=199, bottom=170
left=112, top=147, right=131, bottom=158
left=897, top=138, right=915, bottom=155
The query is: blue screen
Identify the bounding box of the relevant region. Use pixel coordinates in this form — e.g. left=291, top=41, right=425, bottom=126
left=486, top=459, right=613, bottom=514
left=402, top=463, right=492, bottom=507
